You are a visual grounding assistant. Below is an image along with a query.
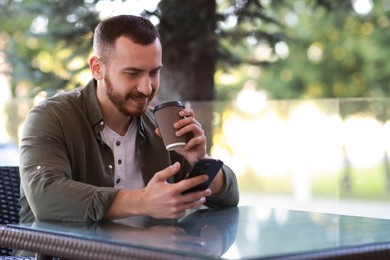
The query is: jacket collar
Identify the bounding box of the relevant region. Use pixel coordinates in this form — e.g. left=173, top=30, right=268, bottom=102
left=82, top=79, right=105, bottom=136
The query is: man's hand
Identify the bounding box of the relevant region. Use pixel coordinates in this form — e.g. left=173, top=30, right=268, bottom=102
left=154, top=108, right=225, bottom=197
left=104, top=162, right=212, bottom=220
left=141, top=162, right=212, bottom=218
left=155, top=108, right=207, bottom=164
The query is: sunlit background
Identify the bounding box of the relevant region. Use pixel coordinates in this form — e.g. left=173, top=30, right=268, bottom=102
left=2, top=0, right=390, bottom=214
left=3, top=94, right=390, bottom=214
left=1, top=1, right=390, bottom=259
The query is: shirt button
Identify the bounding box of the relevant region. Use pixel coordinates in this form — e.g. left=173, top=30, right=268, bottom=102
left=116, top=178, right=121, bottom=184
left=108, top=165, right=113, bottom=169
left=118, top=159, right=122, bottom=165
left=116, top=141, right=121, bottom=146
left=100, top=121, right=104, bottom=126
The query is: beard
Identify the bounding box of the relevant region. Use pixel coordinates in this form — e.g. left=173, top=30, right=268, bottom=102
left=104, top=75, right=147, bottom=117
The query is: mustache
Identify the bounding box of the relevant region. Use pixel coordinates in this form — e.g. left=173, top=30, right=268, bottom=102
left=125, top=93, right=148, bottom=100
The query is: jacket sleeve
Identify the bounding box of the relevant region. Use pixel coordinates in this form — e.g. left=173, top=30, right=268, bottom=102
left=19, top=105, right=118, bottom=222
left=204, top=164, right=239, bottom=207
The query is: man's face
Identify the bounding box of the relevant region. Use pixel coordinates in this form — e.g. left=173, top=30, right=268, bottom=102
left=100, top=36, right=162, bottom=117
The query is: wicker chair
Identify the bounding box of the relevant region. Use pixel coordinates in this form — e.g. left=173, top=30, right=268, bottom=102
left=0, top=166, right=21, bottom=257
left=0, top=166, right=39, bottom=259
left=0, top=166, right=64, bottom=260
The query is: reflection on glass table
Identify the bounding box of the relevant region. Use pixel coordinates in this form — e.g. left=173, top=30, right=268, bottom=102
left=5, top=206, right=390, bottom=259
left=227, top=206, right=390, bottom=259
left=13, top=207, right=239, bottom=259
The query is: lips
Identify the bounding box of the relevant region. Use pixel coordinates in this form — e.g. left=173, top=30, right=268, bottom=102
left=132, top=96, right=147, bottom=101
left=125, top=92, right=147, bottom=101
left=129, top=95, right=148, bottom=106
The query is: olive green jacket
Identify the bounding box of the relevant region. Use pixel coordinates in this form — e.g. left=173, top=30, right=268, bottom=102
left=19, top=79, right=239, bottom=223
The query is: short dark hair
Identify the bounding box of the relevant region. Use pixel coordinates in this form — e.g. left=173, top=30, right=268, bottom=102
left=93, top=15, right=160, bottom=61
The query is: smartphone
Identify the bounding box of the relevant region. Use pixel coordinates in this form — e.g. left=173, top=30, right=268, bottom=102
left=182, top=158, right=223, bottom=194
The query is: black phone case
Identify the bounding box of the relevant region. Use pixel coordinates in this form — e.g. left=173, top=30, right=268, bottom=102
left=182, top=158, right=223, bottom=194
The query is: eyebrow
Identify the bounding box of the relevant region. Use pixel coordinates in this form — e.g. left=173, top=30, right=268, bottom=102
left=122, top=66, right=163, bottom=73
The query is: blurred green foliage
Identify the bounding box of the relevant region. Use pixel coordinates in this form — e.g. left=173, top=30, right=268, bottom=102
left=218, top=0, right=390, bottom=100
left=0, top=0, right=100, bottom=97
left=1, top=0, right=389, bottom=100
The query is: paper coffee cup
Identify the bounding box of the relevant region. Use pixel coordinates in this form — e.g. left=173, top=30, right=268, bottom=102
left=153, top=101, right=186, bottom=151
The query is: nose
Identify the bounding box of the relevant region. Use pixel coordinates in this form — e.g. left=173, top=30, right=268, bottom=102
left=137, top=75, right=153, bottom=96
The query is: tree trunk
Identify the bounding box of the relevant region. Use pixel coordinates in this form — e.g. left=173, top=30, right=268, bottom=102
left=157, top=0, right=216, bottom=102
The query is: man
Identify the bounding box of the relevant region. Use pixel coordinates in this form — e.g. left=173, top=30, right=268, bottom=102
left=19, top=15, right=239, bottom=223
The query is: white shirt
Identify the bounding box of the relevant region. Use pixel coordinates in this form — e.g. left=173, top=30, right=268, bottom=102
left=100, top=119, right=144, bottom=189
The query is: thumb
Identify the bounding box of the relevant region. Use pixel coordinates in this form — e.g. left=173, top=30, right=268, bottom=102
left=153, top=162, right=180, bottom=182
left=155, top=127, right=162, bottom=138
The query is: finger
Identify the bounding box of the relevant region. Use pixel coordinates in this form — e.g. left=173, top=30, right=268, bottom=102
left=182, top=190, right=212, bottom=203
left=174, top=116, right=202, bottom=129
left=175, top=122, right=204, bottom=137
left=179, top=108, right=195, bottom=118
left=155, top=127, right=162, bottom=138
left=176, top=174, right=209, bottom=193
left=182, top=135, right=207, bottom=151
left=168, top=197, right=205, bottom=214
left=153, top=162, right=180, bottom=182
left=171, top=196, right=208, bottom=213
left=165, top=192, right=210, bottom=219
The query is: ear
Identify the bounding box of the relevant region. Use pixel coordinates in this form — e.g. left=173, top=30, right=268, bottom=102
left=89, top=56, right=103, bottom=80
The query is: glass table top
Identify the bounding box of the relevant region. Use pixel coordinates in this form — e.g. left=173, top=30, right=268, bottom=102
left=11, top=206, right=390, bottom=259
